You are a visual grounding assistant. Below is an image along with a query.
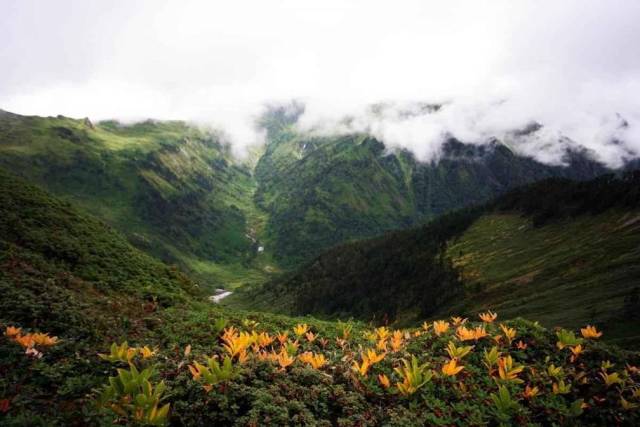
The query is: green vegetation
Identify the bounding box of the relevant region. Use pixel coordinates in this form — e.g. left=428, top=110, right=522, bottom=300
left=254, top=106, right=608, bottom=266
left=247, top=173, right=640, bottom=348
left=0, top=110, right=275, bottom=289
left=1, top=141, right=639, bottom=425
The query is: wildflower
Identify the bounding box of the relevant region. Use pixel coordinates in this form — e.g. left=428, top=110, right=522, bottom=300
left=581, top=325, right=603, bottom=339
left=547, top=364, right=564, bottom=379
left=413, top=331, right=422, bottom=338
left=441, top=359, right=464, bottom=377
left=446, top=341, right=473, bottom=360
left=14, top=334, right=35, bottom=349
left=479, top=310, right=498, bottom=323
left=276, top=332, right=289, bottom=345
left=293, top=324, right=309, bottom=337
left=390, top=330, right=403, bottom=352
left=298, top=351, right=326, bottom=369
left=433, top=321, right=450, bottom=336
left=499, top=324, right=517, bottom=345
left=257, top=332, right=275, bottom=348
left=305, top=331, right=317, bottom=343
left=139, top=346, right=156, bottom=359
left=184, top=344, right=192, bottom=357
left=378, top=373, right=391, bottom=388
left=599, top=371, right=623, bottom=387
left=569, top=345, right=583, bottom=363
left=421, top=321, right=431, bottom=331
left=221, top=330, right=253, bottom=359
left=318, top=338, right=329, bottom=348
left=552, top=380, right=571, bottom=395
left=394, top=356, right=433, bottom=396
left=456, top=326, right=476, bottom=341
left=5, top=326, right=21, bottom=337
left=497, top=355, right=524, bottom=383
left=451, top=316, right=467, bottom=326
left=352, top=359, right=370, bottom=377
left=516, top=340, right=528, bottom=350
left=275, top=350, right=295, bottom=370
left=375, top=326, right=390, bottom=341
left=376, top=339, right=388, bottom=352
left=363, top=349, right=386, bottom=365
left=523, top=385, right=540, bottom=399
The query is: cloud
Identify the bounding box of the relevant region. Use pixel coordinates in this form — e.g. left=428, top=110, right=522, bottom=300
left=1, top=0, right=639, bottom=165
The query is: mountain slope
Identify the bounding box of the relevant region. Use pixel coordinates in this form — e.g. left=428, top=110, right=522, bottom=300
left=1, top=167, right=638, bottom=426
left=0, top=167, right=198, bottom=339
left=254, top=106, right=609, bottom=266
left=241, top=172, right=640, bottom=346
left=0, top=110, right=274, bottom=288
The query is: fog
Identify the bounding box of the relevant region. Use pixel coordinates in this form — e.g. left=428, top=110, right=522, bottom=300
left=1, top=0, right=639, bottom=166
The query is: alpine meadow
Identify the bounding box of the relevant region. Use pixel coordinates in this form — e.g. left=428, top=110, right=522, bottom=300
left=2, top=1, right=640, bottom=426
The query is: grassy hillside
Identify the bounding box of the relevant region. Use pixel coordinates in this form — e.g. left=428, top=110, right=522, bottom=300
left=243, top=173, right=640, bottom=347
left=254, top=106, right=608, bottom=266
left=1, top=167, right=639, bottom=425
left=0, top=110, right=276, bottom=289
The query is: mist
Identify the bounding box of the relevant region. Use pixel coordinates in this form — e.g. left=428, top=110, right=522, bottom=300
left=1, top=0, right=639, bottom=166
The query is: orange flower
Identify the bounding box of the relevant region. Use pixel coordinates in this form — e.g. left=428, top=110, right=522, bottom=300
left=276, top=332, right=289, bottom=345
left=305, top=332, right=317, bottom=343
left=451, top=316, right=467, bottom=326
left=390, top=330, right=403, bottom=352
left=441, top=359, right=464, bottom=376
left=516, top=340, right=528, bottom=350
left=581, top=325, right=602, bottom=339
left=5, top=326, right=21, bottom=337
left=378, top=373, right=391, bottom=388
left=433, top=321, right=450, bottom=336
left=276, top=350, right=295, bottom=370
left=456, top=326, right=476, bottom=341
left=479, top=310, right=498, bottom=323
left=523, top=385, right=540, bottom=399
left=569, top=344, right=584, bottom=362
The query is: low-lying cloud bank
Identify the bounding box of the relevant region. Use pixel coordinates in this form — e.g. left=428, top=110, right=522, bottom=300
left=1, top=0, right=639, bottom=167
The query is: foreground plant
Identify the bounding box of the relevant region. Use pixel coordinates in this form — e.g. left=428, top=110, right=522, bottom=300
left=394, top=356, right=433, bottom=396
left=97, top=345, right=169, bottom=426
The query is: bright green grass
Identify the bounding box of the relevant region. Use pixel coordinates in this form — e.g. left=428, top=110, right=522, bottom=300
left=441, top=211, right=640, bottom=347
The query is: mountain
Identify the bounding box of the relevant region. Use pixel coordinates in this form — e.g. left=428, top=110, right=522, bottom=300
left=0, top=109, right=274, bottom=288
left=0, top=167, right=198, bottom=340
left=240, top=172, right=640, bottom=347
left=0, top=108, right=611, bottom=277
left=254, top=105, right=609, bottom=266
left=1, top=171, right=638, bottom=425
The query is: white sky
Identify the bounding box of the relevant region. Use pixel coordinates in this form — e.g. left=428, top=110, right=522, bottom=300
left=1, top=0, right=640, bottom=165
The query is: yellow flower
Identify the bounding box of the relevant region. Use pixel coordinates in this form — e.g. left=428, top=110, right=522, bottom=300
left=581, top=325, right=603, bottom=339
left=299, top=351, right=326, bottom=369
left=276, top=350, right=295, bottom=370
left=421, top=321, right=431, bottom=331
left=257, top=332, right=275, bottom=348
left=375, top=326, right=390, bottom=341
left=441, top=359, right=464, bottom=377
left=352, top=359, right=370, bottom=377
left=497, top=355, right=524, bottom=383
left=456, top=326, right=475, bottom=341
left=569, top=344, right=583, bottom=362
left=390, top=330, right=403, bottom=352
left=479, top=310, right=498, bottom=323
left=451, top=316, right=467, bottom=326
left=139, top=346, right=157, bottom=359
left=293, top=324, right=309, bottom=337
left=363, top=348, right=386, bottom=365
left=499, top=324, right=516, bottom=345
left=378, top=373, right=391, bottom=388
left=433, top=321, right=450, bottom=336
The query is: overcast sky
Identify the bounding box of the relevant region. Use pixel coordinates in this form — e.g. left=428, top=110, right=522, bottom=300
left=1, top=0, right=640, bottom=165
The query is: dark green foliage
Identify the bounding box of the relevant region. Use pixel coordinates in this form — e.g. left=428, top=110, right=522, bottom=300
left=248, top=208, right=482, bottom=322
left=492, top=170, right=640, bottom=225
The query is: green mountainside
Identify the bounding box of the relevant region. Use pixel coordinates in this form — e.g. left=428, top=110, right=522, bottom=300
left=244, top=173, right=640, bottom=347
left=254, top=106, right=608, bottom=266
left=0, top=110, right=275, bottom=289
left=1, top=170, right=638, bottom=425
